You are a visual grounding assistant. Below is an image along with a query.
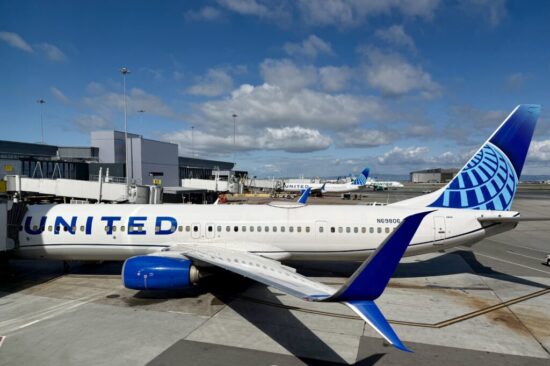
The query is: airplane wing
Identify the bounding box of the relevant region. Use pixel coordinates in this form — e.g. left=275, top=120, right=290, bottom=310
left=175, top=245, right=336, bottom=299
left=168, top=211, right=433, bottom=352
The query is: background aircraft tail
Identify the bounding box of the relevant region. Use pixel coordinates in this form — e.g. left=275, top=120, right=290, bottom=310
left=352, top=168, right=370, bottom=186
left=394, top=104, right=540, bottom=210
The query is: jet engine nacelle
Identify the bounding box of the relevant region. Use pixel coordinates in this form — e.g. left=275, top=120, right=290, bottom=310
left=122, top=256, right=200, bottom=290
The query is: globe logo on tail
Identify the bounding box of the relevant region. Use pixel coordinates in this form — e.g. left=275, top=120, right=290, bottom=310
left=429, top=142, right=517, bottom=210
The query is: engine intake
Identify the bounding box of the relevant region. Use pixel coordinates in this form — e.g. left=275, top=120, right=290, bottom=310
left=122, top=256, right=199, bottom=290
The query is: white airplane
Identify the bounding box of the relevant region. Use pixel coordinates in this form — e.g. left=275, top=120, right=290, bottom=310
left=282, top=181, right=325, bottom=193
left=367, top=178, right=404, bottom=190
left=14, top=105, right=546, bottom=352
left=322, top=168, right=370, bottom=193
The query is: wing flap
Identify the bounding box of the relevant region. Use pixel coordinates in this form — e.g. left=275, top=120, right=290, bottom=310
left=177, top=245, right=336, bottom=300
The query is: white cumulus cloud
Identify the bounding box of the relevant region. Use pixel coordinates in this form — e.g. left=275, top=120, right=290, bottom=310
left=283, top=35, right=333, bottom=59
left=362, top=47, right=440, bottom=98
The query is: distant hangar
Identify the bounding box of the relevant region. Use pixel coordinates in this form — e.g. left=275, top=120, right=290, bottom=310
left=410, top=168, right=459, bottom=183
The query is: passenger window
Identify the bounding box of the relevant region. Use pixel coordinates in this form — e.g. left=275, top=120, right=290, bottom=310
left=250, top=226, right=254, bottom=232
left=305, top=226, right=310, bottom=233
left=257, top=226, right=262, bottom=232
left=346, top=227, right=351, bottom=233
left=297, top=227, right=301, bottom=233
left=155, top=226, right=160, bottom=233
left=208, top=226, right=213, bottom=232
left=369, top=227, right=374, bottom=234
left=385, top=227, right=390, bottom=234
left=193, top=226, right=199, bottom=232
left=104, top=226, right=109, bottom=232
left=281, top=226, right=285, bottom=232
left=319, top=226, right=324, bottom=233
left=112, top=226, right=117, bottom=232
left=354, top=227, right=358, bottom=233
left=80, top=225, right=85, bottom=232
left=226, top=226, right=230, bottom=232
left=361, top=227, right=366, bottom=233
left=242, top=226, right=246, bottom=232
left=48, top=225, right=52, bottom=232
left=186, top=226, right=191, bottom=232
left=289, top=226, right=294, bottom=233
left=273, top=226, right=277, bottom=232
left=330, top=227, right=335, bottom=233
left=121, top=226, right=126, bottom=232
left=265, top=226, right=269, bottom=232
left=377, top=227, right=382, bottom=234
left=234, top=226, right=239, bottom=232
left=338, top=227, right=343, bottom=233
left=178, top=226, right=183, bottom=232
left=217, top=226, right=222, bottom=232
left=33, top=225, right=38, bottom=231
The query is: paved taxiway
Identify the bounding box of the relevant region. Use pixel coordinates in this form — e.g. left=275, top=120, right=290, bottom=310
left=0, top=187, right=549, bottom=365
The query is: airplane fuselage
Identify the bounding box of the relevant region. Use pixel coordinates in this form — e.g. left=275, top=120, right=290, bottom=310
left=15, top=203, right=517, bottom=262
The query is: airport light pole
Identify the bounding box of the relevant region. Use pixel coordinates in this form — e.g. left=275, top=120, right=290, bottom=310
left=36, top=99, right=46, bottom=144
left=232, top=113, right=238, bottom=168
left=191, top=125, right=195, bottom=158
left=120, top=67, right=131, bottom=198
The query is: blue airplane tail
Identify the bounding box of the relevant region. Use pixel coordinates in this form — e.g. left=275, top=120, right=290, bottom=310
left=352, top=168, right=370, bottom=186
left=428, top=104, right=540, bottom=211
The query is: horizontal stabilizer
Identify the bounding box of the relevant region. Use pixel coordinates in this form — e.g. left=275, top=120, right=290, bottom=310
left=346, top=300, right=412, bottom=352
left=478, top=216, right=550, bottom=223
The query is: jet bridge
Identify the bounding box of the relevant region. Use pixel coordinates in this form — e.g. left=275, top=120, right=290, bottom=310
left=4, top=175, right=151, bottom=203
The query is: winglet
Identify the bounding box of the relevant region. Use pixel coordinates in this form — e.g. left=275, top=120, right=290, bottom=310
left=297, top=187, right=312, bottom=204
left=329, top=211, right=432, bottom=301
left=347, top=300, right=412, bottom=352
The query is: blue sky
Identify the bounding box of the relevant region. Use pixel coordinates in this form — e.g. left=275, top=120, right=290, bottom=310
left=1, top=0, right=550, bottom=177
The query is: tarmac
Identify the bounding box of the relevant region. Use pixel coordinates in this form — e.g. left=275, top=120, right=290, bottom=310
left=1, top=187, right=549, bottom=365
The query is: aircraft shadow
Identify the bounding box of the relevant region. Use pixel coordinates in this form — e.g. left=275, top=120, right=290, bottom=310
left=207, top=274, right=386, bottom=365
left=286, top=249, right=549, bottom=290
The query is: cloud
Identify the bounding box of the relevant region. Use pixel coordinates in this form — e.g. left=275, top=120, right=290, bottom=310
left=74, top=115, right=111, bottom=133
left=444, top=105, right=508, bottom=144
left=0, top=31, right=33, bottom=52
left=165, top=126, right=331, bottom=154
left=260, top=58, right=318, bottom=91
left=458, top=0, right=507, bottom=27
left=185, top=6, right=223, bottom=21
left=319, top=66, right=352, bottom=92
left=283, top=35, right=333, bottom=59
left=361, top=47, right=441, bottom=98
left=528, top=140, right=550, bottom=162
left=505, top=72, right=528, bottom=90
left=377, top=146, right=429, bottom=164
left=187, top=68, right=234, bottom=96
left=197, top=83, right=391, bottom=132
left=337, top=128, right=398, bottom=148
left=217, top=0, right=291, bottom=21
left=82, top=87, right=177, bottom=120
left=50, top=86, right=70, bottom=104
left=37, top=43, right=66, bottom=61
left=297, top=0, right=440, bottom=27
left=375, top=25, right=415, bottom=50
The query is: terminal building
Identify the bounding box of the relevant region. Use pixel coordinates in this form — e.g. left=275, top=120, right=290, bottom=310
left=410, top=168, right=459, bottom=183
left=1, top=131, right=242, bottom=191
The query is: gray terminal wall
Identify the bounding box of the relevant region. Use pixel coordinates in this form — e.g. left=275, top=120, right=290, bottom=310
left=129, top=137, right=179, bottom=186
